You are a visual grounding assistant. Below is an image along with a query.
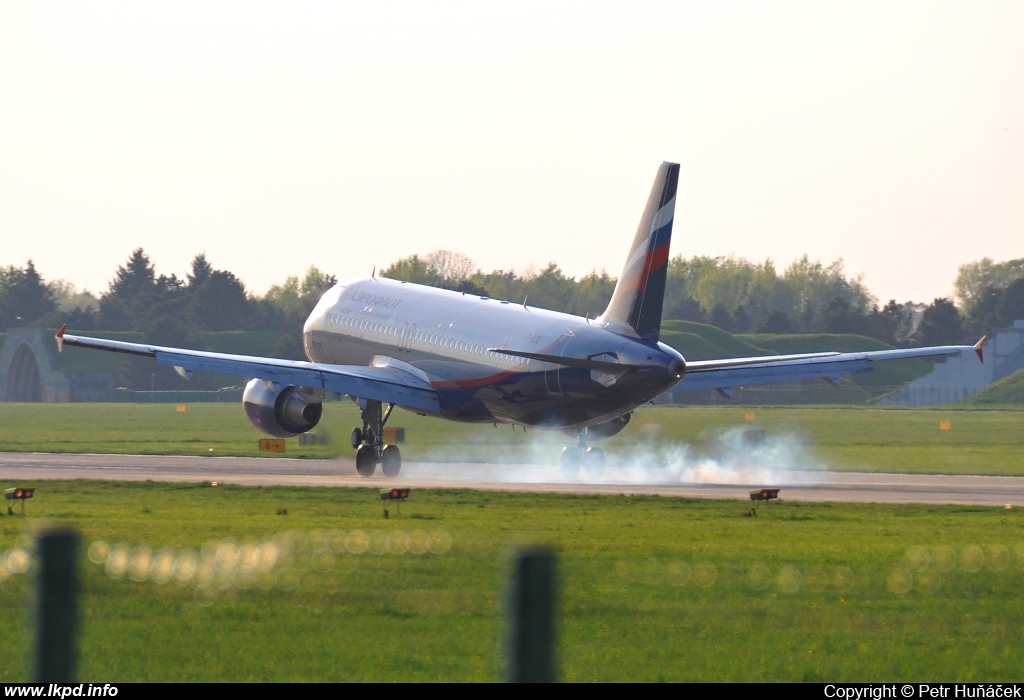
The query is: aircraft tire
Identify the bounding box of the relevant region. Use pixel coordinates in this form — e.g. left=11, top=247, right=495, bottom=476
left=381, top=444, right=402, bottom=478
left=355, top=445, right=377, bottom=477
left=350, top=427, right=363, bottom=449
left=560, top=447, right=581, bottom=480
left=584, top=447, right=605, bottom=479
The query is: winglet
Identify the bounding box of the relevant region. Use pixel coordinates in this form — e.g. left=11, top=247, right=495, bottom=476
left=974, top=336, right=987, bottom=363
left=55, top=324, right=67, bottom=353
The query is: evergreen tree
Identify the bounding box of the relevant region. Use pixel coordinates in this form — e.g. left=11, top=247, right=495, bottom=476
left=994, top=277, right=1024, bottom=328
left=100, top=249, right=158, bottom=330
left=187, top=253, right=252, bottom=331
left=187, top=253, right=214, bottom=288
left=0, top=260, right=57, bottom=329
left=914, top=298, right=965, bottom=346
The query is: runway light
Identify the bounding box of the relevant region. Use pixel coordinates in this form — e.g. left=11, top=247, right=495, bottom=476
left=211, top=482, right=219, bottom=487
left=380, top=488, right=410, bottom=519
left=1006, top=504, right=1012, bottom=510
left=748, top=488, right=779, bottom=517
left=5, top=487, right=35, bottom=516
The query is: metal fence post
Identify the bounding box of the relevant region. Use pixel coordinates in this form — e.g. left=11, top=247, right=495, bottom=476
left=32, top=528, right=79, bottom=682
left=507, top=547, right=556, bottom=683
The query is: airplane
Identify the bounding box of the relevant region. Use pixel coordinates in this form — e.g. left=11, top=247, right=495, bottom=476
left=55, top=162, right=986, bottom=479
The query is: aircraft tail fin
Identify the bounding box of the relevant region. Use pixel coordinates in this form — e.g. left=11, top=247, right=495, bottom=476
left=597, top=162, right=679, bottom=342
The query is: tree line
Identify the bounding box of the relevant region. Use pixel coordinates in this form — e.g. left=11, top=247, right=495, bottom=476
left=381, top=251, right=1024, bottom=347
left=2, top=249, right=1023, bottom=350
left=0, top=249, right=336, bottom=359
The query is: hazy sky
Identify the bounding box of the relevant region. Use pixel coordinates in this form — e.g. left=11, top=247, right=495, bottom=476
left=2, top=1, right=1021, bottom=304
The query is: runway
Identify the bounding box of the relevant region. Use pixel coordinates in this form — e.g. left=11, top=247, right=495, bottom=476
left=1, top=452, right=1023, bottom=506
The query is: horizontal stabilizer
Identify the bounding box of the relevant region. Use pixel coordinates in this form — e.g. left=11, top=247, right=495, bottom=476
left=489, top=348, right=629, bottom=372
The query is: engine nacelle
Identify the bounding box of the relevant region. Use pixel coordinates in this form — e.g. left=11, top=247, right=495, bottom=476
left=242, top=378, right=323, bottom=438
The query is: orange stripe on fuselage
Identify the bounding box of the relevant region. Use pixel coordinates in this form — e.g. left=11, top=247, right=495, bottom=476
left=431, top=368, right=519, bottom=390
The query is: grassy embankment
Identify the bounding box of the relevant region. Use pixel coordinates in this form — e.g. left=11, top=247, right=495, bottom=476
left=968, top=368, right=1024, bottom=407
left=1, top=402, right=1021, bottom=476
left=0, top=482, right=1022, bottom=681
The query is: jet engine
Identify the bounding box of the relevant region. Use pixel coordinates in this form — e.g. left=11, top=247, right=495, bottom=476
left=242, top=378, right=323, bottom=438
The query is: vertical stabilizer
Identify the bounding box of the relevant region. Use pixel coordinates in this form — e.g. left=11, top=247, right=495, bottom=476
left=597, top=162, right=679, bottom=341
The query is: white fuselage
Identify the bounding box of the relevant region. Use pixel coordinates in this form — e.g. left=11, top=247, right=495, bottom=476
left=301, top=278, right=684, bottom=429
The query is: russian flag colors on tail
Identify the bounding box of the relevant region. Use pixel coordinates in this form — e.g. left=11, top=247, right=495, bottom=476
left=597, top=161, right=679, bottom=342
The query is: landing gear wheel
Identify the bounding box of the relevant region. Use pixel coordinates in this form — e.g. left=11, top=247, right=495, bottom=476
left=584, top=447, right=605, bottom=479
left=355, top=444, right=377, bottom=477
left=560, top=447, right=581, bottom=480
left=350, top=427, right=363, bottom=449
left=381, top=444, right=402, bottom=478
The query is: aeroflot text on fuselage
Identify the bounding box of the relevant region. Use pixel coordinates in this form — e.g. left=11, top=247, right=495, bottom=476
left=350, top=291, right=404, bottom=309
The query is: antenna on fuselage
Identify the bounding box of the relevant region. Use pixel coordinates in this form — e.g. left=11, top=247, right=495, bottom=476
left=523, top=295, right=529, bottom=311
left=371, top=267, right=376, bottom=279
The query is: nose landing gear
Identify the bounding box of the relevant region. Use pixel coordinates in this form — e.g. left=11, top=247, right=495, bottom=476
left=351, top=400, right=402, bottom=477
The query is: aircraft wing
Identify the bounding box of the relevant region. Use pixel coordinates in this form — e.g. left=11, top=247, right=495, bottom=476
left=55, top=328, right=441, bottom=413
left=677, top=339, right=986, bottom=393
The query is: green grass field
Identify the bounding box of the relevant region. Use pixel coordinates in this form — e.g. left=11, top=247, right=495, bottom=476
left=1, top=482, right=1022, bottom=681
left=1, top=404, right=1022, bottom=680
left=1, top=402, right=1022, bottom=476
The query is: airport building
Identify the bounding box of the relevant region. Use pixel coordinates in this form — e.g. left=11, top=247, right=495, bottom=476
left=877, top=319, right=1024, bottom=406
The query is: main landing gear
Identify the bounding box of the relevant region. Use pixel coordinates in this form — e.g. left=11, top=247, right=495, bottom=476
left=350, top=399, right=402, bottom=478
left=560, top=428, right=605, bottom=481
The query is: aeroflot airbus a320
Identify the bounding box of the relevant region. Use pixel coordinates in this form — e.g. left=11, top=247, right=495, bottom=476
left=56, top=163, right=986, bottom=478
